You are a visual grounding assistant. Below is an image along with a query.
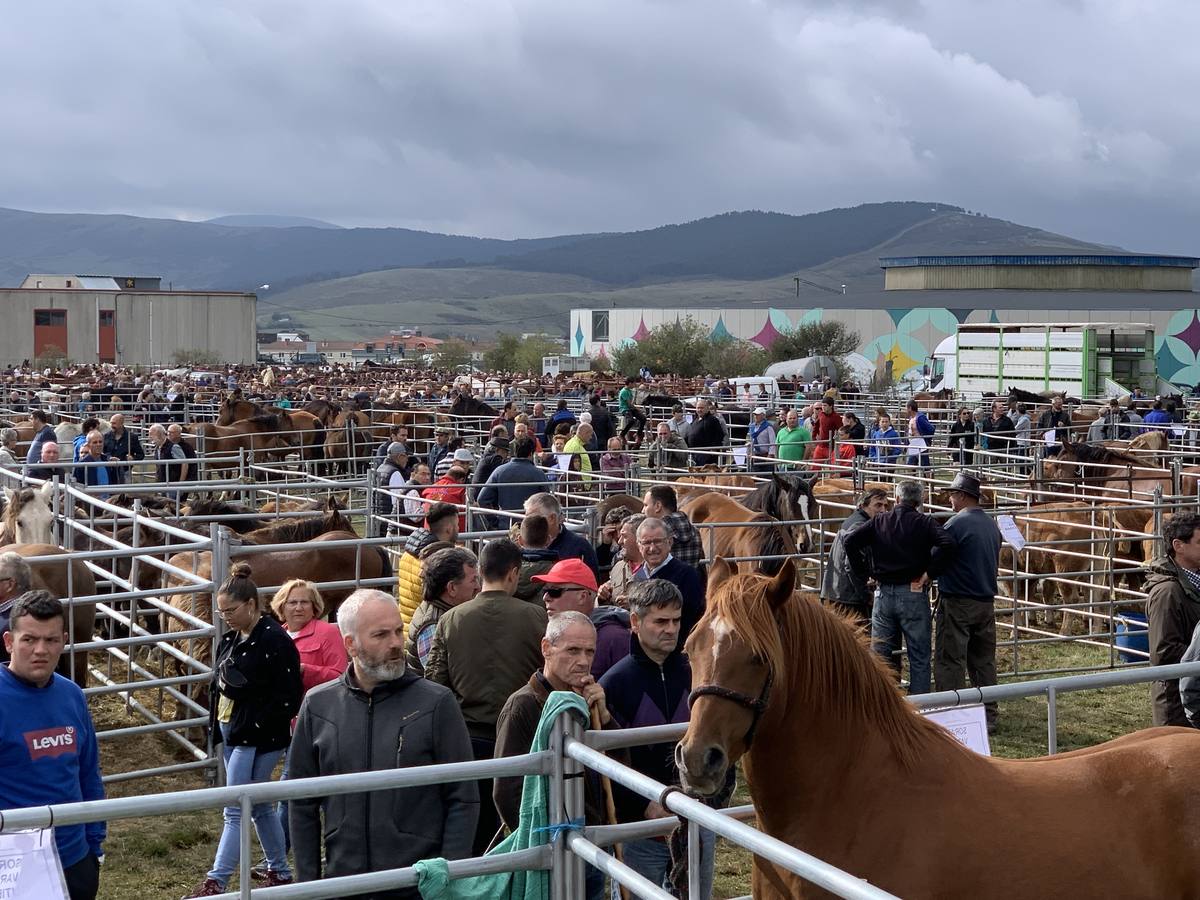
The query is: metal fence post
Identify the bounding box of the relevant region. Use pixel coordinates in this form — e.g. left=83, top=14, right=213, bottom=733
left=210, top=523, right=229, bottom=786
left=563, top=712, right=586, bottom=900
left=548, top=711, right=567, bottom=900
left=1046, top=685, right=1058, bottom=755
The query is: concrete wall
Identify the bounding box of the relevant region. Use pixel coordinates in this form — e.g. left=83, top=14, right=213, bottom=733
left=885, top=265, right=1192, bottom=291
left=0, top=290, right=257, bottom=366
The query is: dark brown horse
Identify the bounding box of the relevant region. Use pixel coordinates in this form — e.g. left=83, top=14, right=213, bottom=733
left=678, top=559, right=1200, bottom=899
left=324, top=409, right=372, bottom=474
left=740, top=472, right=814, bottom=552
left=216, top=398, right=326, bottom=464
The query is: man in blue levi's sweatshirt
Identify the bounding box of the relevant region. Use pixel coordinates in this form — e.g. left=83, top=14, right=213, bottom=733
left=0, top=591, right=105, bottom=900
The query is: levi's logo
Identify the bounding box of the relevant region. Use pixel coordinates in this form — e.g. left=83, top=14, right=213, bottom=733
left=24, top=725, right=76, bottom=759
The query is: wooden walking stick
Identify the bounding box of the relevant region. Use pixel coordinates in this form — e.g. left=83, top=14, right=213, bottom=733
left=591, top=702, right=631, bottom=900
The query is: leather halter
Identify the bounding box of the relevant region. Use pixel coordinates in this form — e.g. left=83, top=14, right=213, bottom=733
left=688, top=669, right=773, bottom=750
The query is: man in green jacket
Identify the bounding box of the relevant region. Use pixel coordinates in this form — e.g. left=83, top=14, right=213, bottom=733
left=1146, top=512, right=1200, bottom=726
left=426, top=538, right=548, bottom=854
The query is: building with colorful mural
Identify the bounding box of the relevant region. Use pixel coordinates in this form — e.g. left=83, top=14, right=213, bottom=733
left=571, top=253, right=1200, bottom=386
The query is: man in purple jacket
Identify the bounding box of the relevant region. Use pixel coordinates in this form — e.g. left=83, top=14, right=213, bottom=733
left=533, top=558, right=630, bottom=679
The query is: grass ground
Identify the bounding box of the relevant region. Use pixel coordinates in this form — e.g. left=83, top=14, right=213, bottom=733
left=91, top=638, right=1150, bottom=900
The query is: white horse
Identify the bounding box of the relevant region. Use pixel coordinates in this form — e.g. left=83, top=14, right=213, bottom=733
left=1, top=483, right=57, bottom=546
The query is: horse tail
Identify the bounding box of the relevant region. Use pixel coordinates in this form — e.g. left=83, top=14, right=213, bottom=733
left=372, top=542, right=393, bottom=579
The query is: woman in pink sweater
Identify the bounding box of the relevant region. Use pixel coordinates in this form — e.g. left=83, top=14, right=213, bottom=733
left=270, top=579, right=348, bottom=693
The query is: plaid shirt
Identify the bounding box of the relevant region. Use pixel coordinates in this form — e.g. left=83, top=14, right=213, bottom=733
left=665, top=510, right=703, bottom=568
left=1181, top=566, right=1200, bottom=597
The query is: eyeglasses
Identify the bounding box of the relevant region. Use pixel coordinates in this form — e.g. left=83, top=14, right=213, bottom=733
left=216, top=600, right=247, bottom=615
left=543, top=586, right=588, bottom=598
left=638, top=538, right=669, bottom=547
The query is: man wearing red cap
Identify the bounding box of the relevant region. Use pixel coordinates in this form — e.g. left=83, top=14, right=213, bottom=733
left=533, top=559, right=631, bottom=680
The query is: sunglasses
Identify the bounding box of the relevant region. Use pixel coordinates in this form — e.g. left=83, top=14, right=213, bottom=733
left=543, top=586, right=587, bottom=599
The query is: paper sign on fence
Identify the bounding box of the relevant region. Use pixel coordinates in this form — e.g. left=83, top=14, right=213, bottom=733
left=554, top=454, right=572, bottom=473
left=1044, top=429, right=1056, bottom=445
left=731, top=446, right=748, bottom=467
left=923, top=704, right=991, bottom=756
left=0, top=828, right=69, bottom=900
left=996, top=514, right=1026, bottom=552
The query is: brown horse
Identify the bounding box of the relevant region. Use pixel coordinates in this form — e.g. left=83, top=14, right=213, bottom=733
left=216, top=398, right=326, bottom=464
left=10, top=543, right=97, bottom=688
left=674, top=466, right=758, bottom=500
left=740, top=473, right=815, bottom=552
left=1041, top=441, right=1171, bottom=502
left=678, top=558, right=1200, bottom=899
left=324, top=409, right=372, bottom=474
left=680, top=491, right=797, bottom=576
left=188, top=420, right=287, bottom=462
left=997, top=502, right=1122, bottom=635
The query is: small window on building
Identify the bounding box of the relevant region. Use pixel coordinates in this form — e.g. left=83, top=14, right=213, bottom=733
left=65, top=280, right=72, bottom=288
left=34, top=309, right=66, bottom=327
left=592, top=310, right=609, bottom=343
left=98, top=310, right=115, bottom=327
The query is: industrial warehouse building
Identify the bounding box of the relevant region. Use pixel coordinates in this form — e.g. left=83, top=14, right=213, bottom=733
left=6, top=275, right=257, bottom=366
left=570, top=253, right=1200, bottom=386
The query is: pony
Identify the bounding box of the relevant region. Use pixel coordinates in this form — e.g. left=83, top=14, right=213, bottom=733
left=216, top=398, right=326, bottom=466
left=678, top=558, right=1200, bottom=899
left=679, top=491, right=797, bottom=576
left=323, top=408, right=372, bottom=475
left=258, top=492, right=348, bottom=514
left=0, top=483, right=56, bottom=546
left=9, top=543, right=97, bottom=688
left=179, top=498, right=267, bottom=534
left=1040, top=441, right=1171, bottom=507
left=740, top=472, right=814, bottom=552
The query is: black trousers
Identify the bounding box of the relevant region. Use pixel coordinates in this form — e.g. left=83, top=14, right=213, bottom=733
left=63, top=852, right=100, bottom=900
left=471, top=736, right=501, bottom=855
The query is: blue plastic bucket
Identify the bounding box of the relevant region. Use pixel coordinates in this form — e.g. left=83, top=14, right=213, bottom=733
left=1115, top=612, right=1149, bottom=664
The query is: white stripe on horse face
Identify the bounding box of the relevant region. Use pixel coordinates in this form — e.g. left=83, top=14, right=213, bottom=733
left=710, top=615, right=734, bottom=667
left=799, top=493, right=810, bottom=522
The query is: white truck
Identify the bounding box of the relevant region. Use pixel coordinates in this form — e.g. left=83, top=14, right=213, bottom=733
left=926, top=322, right=1161, bottom=398
left=542, top=355, right=591, bottom=377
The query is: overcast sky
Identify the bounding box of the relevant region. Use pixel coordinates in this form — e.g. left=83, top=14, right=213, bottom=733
left=3, top=0, right=1197, bottom=252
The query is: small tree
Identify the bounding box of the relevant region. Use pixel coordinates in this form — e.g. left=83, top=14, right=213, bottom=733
left=436, top=339, right=473, bottom=370
left=702, top=337, right=769, bottom=378
left=34, top=344, right=69, bottom=370
left=769, top=321, right=859, bottom=362
left=611, top=318, right=711, bottom=377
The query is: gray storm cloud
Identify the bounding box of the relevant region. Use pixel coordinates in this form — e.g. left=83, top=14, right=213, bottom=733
left=1, top=0, right=1196, bottom=251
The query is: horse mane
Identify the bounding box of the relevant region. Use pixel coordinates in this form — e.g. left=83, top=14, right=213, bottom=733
left=705, top=573, right=955, bottom=768
left=746, top=515, right=794, bottom=576
left=2, top=489, right=36, bottom=528
left=239, top=507, right=351, bottom=544
left=1068, top=442, right=1143, bottom=468
left=246, top=413, right=280, bottom=428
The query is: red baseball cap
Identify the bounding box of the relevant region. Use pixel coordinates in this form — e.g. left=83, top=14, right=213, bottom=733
left=531, top=558, right=599, bottom=592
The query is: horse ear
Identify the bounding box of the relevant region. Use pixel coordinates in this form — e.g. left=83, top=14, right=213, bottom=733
left=708, top=557, right=736, bottom=593
left=766, top=558, right=796, bottom=611
left=38, top=481, right=54, bottom=500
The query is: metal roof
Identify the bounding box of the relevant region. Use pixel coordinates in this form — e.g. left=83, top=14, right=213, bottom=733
left=77, top=277, right=122, bottom=290
left=879, top=254, right=1199, bottom=269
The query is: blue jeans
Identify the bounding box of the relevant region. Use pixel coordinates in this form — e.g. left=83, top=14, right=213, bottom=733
left=208, top=723, right=290, bottom=884
left=871, top=583, right=932, bottom=695
left=623, top=828, right=716, bottom=899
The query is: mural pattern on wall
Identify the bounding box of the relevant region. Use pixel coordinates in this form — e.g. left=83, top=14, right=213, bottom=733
left=572, top=307, right=1200, bottom=385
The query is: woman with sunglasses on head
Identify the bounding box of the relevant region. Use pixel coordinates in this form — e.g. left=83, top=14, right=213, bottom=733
left=184, top=563, right=303, bottom=898
left=248, top=580, right=348, bottom=882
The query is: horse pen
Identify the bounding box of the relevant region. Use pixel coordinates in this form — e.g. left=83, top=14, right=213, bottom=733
left=2, top=383, right=1200, bottom=897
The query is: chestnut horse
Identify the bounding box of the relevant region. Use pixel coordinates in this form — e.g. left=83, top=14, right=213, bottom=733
left=680, top=491, right=797, bottom=576
left=678, top=559, right=1200, bottom=899
left=10, top=543, right=97, bottom=688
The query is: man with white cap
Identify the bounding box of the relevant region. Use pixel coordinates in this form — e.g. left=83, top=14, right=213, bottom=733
left=747, top=407, right=776, bottom=472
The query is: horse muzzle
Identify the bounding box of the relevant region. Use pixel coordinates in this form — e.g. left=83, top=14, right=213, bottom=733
left=675, top=740, right=728, bottom=798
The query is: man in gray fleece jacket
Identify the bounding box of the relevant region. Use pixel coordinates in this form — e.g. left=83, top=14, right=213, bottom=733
left=289, top=589, right=478, bottom=899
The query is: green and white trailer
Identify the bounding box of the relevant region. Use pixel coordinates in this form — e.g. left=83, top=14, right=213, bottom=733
left=930, top=322, right=1159, bottom=398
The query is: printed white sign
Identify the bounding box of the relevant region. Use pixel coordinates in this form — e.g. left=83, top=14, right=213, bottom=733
left=908, top=437, right=927, bottom=452
left=555, top=454, right=572, bottom=473
left=1043, top=429, right=1056, bottom=445
left=996, top=514, right=1026, bottom=552
left=731, top=446, right=748, bottom=467
left=0, top=829, right=69, bottom=900
left=923, top=704, right=992, bottom=756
